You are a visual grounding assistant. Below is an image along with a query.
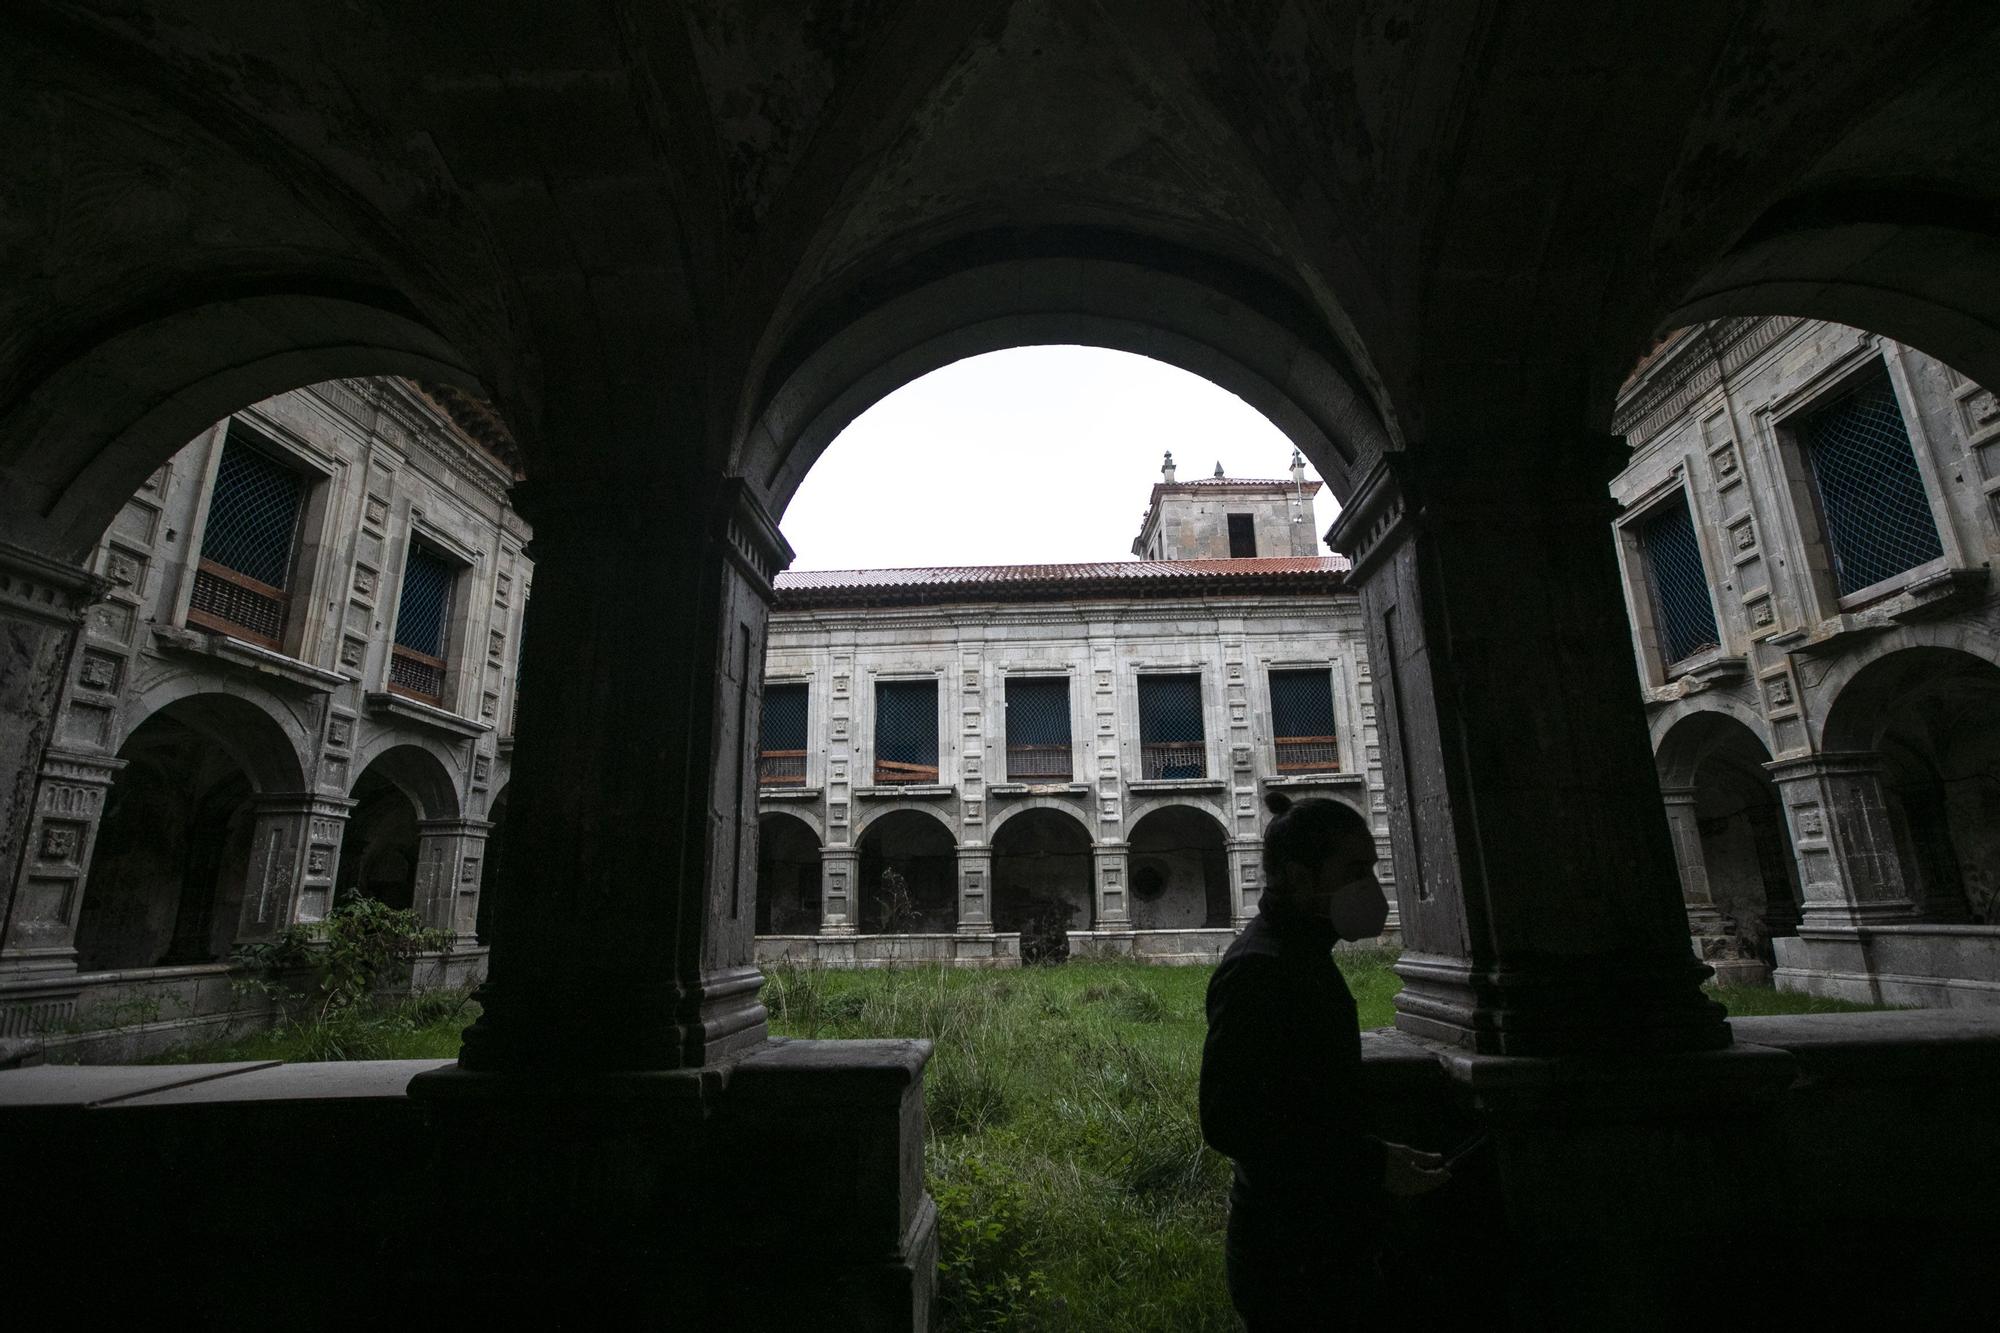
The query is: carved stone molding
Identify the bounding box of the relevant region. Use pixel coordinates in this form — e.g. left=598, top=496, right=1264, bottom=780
left=0, top=540, right=109, bottom=628
left=713, top=477, right=795, bottom=601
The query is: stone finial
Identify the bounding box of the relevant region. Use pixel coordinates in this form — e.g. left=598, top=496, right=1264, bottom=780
left=1161, top=450, right=1176, bottom=483
left=1213, top=460, right=1225, bottom=477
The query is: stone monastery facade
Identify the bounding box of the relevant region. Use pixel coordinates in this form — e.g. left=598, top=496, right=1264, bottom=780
left=752, top=455, right=1388, bottom=966
left=1613, top=317, right=2000, bottom=1006
left=0, top=379, right=528, bottom=1055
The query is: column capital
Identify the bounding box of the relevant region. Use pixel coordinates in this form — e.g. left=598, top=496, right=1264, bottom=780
left=417, top=817, right=495, bottom=837
left=1764, top=750, right=1889, bottom=782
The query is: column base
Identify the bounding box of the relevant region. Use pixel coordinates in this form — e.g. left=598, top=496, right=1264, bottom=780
left=1393, top=948, right=1729, bottom=1056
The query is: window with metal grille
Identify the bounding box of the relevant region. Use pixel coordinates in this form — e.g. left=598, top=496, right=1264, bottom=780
left=1269, top=669, right=1339, bottom=773
left=760, top=683, right=809, bottom=787
left=1227, top=513, right=1257, bottom=558
left=389, top=541, right=456, bottom=707
left=1798, top=366, right=1945, bottom=597
left=1005, top=677, right=1072, bottom=780
left=874, top=679, right=939, bottom=784
left=1138, top=674, right=1205, bottom=779
left=1638, top=497, right=1721, bottom=667
left=188, top=427, right=306, bottom=649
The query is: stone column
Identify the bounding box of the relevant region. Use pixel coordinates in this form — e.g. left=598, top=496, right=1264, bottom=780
left=0, top=750, right=125, bottom=978
left=1327, top=452, right=1725, bottom=1056
left=1763, top=752, right=1918, bottom=929
left=1092, top=840, right=1131, bottom=929
left=819, top=845, right=859, bottom=935
left=235, top=794, right=352, bottom=943
left=0, top=541, right=107, bottom=975
left=1227, top=836, right=1262, bottom=929
left=955, top=842, right=993, bottom=933
left=452, top=476, right=793, bottom=1073
left=415, top=817, right=492, bottom=947
left=1659, top=784, right=1730, bottom=936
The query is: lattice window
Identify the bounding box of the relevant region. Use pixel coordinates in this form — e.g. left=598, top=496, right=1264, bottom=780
left=389, top=541, right=456, bottom=706
left=1269, top=669, right=1339, bottom=773
left=760, top=682, right=809, bottom=787
left=874, top=679, right=939, bottom=784
left=1638, top=496, right=1721, bottom=667
left=1799, top=365, right=1945, bottom=597
left=1138, top=674, right=1205, bottom=779
left=1005, top=677, right=1072, bottom=780
left=1228, top=513, right=1257, bottom=558
left=188, top=429, right=305, bottom=649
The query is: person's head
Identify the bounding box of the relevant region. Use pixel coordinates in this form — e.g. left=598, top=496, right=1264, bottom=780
left=1259, top=792, right=1387, bottom=939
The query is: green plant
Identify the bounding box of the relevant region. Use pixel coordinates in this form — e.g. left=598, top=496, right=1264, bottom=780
left=234, top=893, right=453, bottom=1025
left=930, top=1150, right=1053, bottom=1330
left=1017, top=896, right=1074, bottom=966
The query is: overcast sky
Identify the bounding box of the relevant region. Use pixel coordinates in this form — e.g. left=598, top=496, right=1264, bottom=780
left=778, top=346, right=1332, bottom=570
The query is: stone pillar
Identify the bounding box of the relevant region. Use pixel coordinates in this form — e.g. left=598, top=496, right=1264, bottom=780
left=1092, top=840, right=1131, bottom=929
left=1764, top=752, right=1918, bottom=929
left=1659, top=784, right=1730, bottom=936
left=416, top=817, right=492, bottom=946
left=1327, top=452, right=1725, bottom=1056
left=955, top=842, right=993, bottom=933
left=235, top=794, right=352, bottom=942
left=819, top=845, right=859, bottom=935
left=452, top=476, right=793, bottom=1073
left=1227, top=836, right=1262, bottom=929
left=0, top=542, right=107, bottom=975
left=0, top=750, right=125, bottom=978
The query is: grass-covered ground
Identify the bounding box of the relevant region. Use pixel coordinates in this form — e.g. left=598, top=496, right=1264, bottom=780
left=141, top=957, right=1889, bottom=1330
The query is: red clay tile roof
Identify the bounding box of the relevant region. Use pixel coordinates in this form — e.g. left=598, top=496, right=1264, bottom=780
left=774, top=556, right=1349, bottom=608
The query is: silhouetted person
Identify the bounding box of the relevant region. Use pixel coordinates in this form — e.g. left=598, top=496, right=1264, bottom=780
left=1200, top=792, right=1448, bottom=1329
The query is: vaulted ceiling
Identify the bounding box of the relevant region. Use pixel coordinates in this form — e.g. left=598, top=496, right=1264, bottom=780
left=5, top=1, right=2000, bottom=554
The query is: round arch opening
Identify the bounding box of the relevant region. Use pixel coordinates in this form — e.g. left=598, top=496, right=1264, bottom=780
left=757, top=812, right=824, bottom=936
left=1656, top=712, right=1802, bottom=961
left=1127, top=805, right=1231, bottom=931
left=855, top=809, right=958, bottom=934
left=990, top=806, right=1094, bottom=934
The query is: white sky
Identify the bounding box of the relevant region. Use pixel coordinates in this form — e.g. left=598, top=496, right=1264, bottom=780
left=777, top=346, right=1331, bottom=570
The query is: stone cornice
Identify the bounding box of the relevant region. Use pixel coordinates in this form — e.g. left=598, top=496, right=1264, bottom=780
left=1612, top=316, right=1803, bottom=444
left=0, top=540, right=109, bottom=628
left=714, top=478, right=794, bottom=601
left=365, top=379, right=518, bottom=509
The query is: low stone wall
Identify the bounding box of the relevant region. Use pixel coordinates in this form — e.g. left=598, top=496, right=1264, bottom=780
left=1775, top=924, right=2000, bottom=1007
left=753, top=927, right=1249, bottom=968
left=0, top=946, right=489, bottom=1063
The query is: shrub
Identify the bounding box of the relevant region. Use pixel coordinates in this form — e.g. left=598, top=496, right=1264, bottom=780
left=234, top=894, right=454, bottom=1039
left=1017, top=897, right=1075, bottom=966
left=930, top=1150, right=1053, bottom=1330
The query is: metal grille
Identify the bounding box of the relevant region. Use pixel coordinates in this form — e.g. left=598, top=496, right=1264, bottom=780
left=394, top=543, right=455, bottom=658
left=760, top=683, right=809, bottom=787
left=1005, top=677, right=1072, bottom=779
left=199, top=433, right=304, bottom=589
left=1800, top=367, right=1944, bottom=596
left=189, top=565, right=286, bottom=647
left=1139, top=675, right=1205, bottom=779
left=1269, top=669, right=1339, bottom=772
left=1639, top=498, right=1721, bottom=666
left=874, top=679, right=939, bottom=784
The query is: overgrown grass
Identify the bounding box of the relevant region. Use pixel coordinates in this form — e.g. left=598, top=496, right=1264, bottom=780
left=136, top=954, right=1887, bottom=1328
left=1704, top=984, right=1892, bottom=1016
left=144, top=985, right=480, bottom=1064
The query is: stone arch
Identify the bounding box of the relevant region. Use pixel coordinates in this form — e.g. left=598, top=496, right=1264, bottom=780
left=1126, top=803, right=1231, bottom=932
left=989, top=805, right=1094, bottom=934
left=986, top=795, right=1092, bottom=840
left=1654, top=710, right=1801, bottom=959
left=338, top=744, right=460, bottom=913
left=854, top=807, right=958, bottom=934
left=77, top=693, right=292, bottom=971
left=1821, top=645, right=2000, bottom=923
left=851, top=802, right=957, bottom=846
left=756, top=812, right=823, bottom=936
left=117, top=678, right=310, bottom=796
left=1650, top=695, right=1773, bottom=773
left=734, top=240, right=1399, bottom=520
left=346, top=737, right=463, bottom=821
left=5, top=294, right=491, bottom=564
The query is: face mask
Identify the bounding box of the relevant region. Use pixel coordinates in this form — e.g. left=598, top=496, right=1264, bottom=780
left=1327, top=876, right=1389, bottom=941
